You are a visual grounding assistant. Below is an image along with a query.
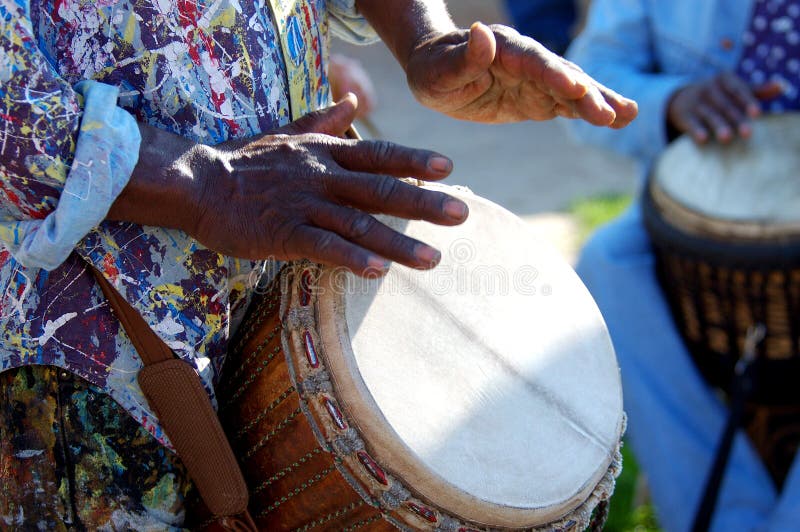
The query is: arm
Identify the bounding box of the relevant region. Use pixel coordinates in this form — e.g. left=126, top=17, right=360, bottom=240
left=354, top=0, right=455, bottom=70
left=355, top=0, right=638, bottom=127
left=109, top=96, right=469, bottom=276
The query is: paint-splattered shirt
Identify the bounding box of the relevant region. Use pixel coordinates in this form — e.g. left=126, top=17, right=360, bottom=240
left=0, top=0, right=376, bottom=448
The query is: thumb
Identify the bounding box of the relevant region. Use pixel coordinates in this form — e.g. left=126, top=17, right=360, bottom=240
left=281, top=93, right=359, bottom=136
left=467, top=22, right=497, bottom=67
left=753, top=81, right=784, bottom=101
left=434, top=22, right=496, bottom=92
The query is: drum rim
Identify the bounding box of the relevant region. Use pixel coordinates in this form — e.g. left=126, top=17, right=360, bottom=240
left=309, top=184, right=625, bottom=528
left=644, top=179, right=800, bottom=267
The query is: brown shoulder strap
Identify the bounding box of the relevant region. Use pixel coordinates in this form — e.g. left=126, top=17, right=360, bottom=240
left=91, top=268, right=173, bottom=366
left=89, top=267, right=254, bottom=526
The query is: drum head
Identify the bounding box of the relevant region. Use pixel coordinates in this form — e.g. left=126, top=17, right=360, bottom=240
left=652, top=113, right=800, bottom=237
left=316, top=184, right=623, bottom=527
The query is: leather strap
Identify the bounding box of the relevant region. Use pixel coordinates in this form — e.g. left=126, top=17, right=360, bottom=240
left=89, top=267, right=254, bottom=528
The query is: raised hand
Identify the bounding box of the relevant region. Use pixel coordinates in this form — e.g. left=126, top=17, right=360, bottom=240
left=667, top=73, right=783, bottom=144
left=405, top=22, right=638, bottom=127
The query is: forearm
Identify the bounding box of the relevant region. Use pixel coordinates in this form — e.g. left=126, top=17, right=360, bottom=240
left=355, top=0, right=456, bottom=70
left=107, top=123, right=204, bottom=233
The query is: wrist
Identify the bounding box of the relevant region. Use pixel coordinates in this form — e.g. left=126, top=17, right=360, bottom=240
left=356, top=0, right=456, bottom=71
left=108, top=124, right=211, bottom=234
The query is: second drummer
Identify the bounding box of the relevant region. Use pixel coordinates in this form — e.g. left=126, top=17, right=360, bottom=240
left=567, top=1, right=800, bottom=530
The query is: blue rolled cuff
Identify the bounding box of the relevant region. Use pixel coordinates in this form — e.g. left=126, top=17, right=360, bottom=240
left=6, top=80, right=141, bottom=271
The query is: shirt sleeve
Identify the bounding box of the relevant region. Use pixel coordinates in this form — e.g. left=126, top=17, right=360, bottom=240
left=326, top=0, right=379, bottom=44
left=565, top=0, right=693, bottom=164
left=0, top=0, right=140, bottom=271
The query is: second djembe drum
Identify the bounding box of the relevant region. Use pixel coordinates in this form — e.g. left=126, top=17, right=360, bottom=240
left=643, top=114, right=800, bottom=486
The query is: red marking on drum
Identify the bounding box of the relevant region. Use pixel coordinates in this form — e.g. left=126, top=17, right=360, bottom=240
left=406, top=502, right=437, bottom=523
left=299, top=270, right=313, bottom=306
left=322, top=397, right=347, bottom=430
left=356, top=450, right=387, bottom=485
left=303, top=331, right=319, bottom=368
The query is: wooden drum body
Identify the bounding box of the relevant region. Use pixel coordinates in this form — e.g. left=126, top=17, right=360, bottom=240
left=219, top=185, right=624, bottom=530
left=644, top=114, right=800, bottom=484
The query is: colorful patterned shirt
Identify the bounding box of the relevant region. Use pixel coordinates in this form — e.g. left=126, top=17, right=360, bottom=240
left=0, top=0, right=376, bottom=448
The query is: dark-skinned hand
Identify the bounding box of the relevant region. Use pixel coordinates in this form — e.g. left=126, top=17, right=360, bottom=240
left=667, top=73, right=784, bottom=144
left=185, top=95, right=468, bottom=277
left=405, top=22, right=638, bottom=127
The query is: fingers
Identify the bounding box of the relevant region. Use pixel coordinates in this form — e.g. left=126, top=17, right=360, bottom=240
left=552, top=84, right=615, bottom=126
left=683, top=114, right=711, bottom=144
left=309, top=204, right=442, bottom=270
left=330, top=139, right=453, bottom=180
left=494, top=28, right=588, bottom=101
left=695, top=102, right=734, bottom=142
left=281, top=94, right=358, bottom=136
left=327, top=171, right=468, bottom=226
left=669, top=74, right=763, bottom=144
left=595, top=85, right=639, bottom=129
left=719, top=73, right=761, bottom=117
left=289, top=225, right=390, bottom=277
left=496, top=29, right=637, bottom=127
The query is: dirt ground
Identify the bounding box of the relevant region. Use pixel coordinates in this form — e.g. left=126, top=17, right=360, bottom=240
left=332, top=1, right=638, bottom=261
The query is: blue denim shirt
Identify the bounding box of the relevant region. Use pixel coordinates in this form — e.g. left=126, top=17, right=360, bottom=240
left=566, top=0, right=754, bottom=165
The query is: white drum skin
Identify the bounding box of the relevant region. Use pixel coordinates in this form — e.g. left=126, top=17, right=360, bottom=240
left=315, top=184, right=624, bottom=528
left=652, top=113, right=800, bottom=235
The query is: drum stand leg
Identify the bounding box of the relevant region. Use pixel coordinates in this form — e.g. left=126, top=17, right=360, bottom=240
left=691, top=325, right=765, bottom=532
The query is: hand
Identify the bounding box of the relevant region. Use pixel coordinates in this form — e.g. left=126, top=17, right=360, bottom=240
left=329, top=54, right=377, bottom=119
left=186, top=95, right=468, bottom=276
left=405, top=22, right=638, bottom=127
left=667, top=73, right=783, bottom=144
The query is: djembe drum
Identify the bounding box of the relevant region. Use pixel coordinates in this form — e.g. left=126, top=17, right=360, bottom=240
left=643, top=113, right=800, bottom=487
left=218, top=184, right=624, bottom=530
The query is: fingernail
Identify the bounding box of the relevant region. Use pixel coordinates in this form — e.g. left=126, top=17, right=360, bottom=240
left=367, top=256, right=390, bottom=272
left=470, top=21, right=486, bottom=33
left=336, top=92, right=357, bottom=105
left=739, top=123, right=752, bottom=138
left=428, top=156, right=453, bottom=174
left=444, top=199, right=468, bottom=221
left=414, top=244, right=441, bottom=266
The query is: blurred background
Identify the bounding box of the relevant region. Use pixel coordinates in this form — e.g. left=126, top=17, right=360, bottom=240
left=334, top=2, right=659, bottom=530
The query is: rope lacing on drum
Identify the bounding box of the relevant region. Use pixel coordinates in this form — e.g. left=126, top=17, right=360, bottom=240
left=256, top=463, right=340, bottom=518
left=252, top=447, right=326, bottom=495
left=233, top=386, right=296, bottom=440
left=289, top=500, right=366, bottom=531
left=244, top=407, right=303, bottom=460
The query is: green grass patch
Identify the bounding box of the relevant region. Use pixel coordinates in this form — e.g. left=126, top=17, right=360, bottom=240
left=604, top=445, right=662, bottom=532
left=569, top=193, right=633, bottom=240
